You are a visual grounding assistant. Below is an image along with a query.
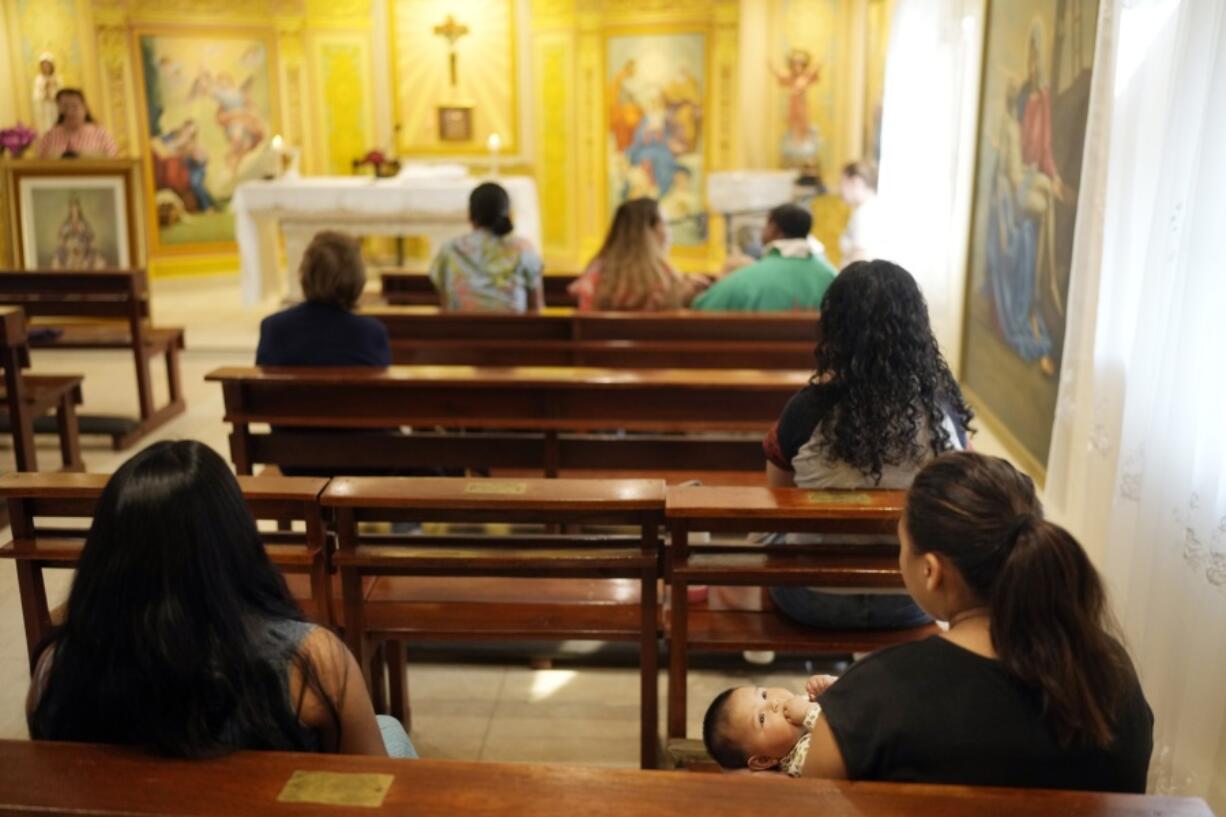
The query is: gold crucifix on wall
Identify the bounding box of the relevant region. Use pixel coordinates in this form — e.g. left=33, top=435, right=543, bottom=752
left=433, top=14, right=470, bottom=88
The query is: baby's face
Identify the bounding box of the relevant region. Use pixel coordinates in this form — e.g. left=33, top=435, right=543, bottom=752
left=723, top=686, right=805, bottom=765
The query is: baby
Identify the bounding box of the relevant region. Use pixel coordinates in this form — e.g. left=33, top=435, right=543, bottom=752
left=702, top=674, right=836, bottom=776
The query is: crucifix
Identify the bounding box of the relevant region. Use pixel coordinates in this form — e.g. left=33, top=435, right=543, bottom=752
left=433, top=14, right=470, bottom=88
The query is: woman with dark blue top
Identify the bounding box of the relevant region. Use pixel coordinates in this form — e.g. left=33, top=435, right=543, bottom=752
left=256, top=230, right=389, bottom=367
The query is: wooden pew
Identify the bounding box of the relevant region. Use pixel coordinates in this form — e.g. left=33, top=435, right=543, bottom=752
left=0, top=740, right=1215, bottom=817
left=380, top=269, right=579, bottom=306
left=664, top=485, right=939, bottom=742
left=0, top=269, right=186, bottom=449
left=322, top=475, right=664, bottom=769
left=206, top=365, right=807, bottom=478
left=0, top=308, right=83, bottom=472
left=361, top=307, right=820, bottom=369
left=0, top=472, right=332, bottom=667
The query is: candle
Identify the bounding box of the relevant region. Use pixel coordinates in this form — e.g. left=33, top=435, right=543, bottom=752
left=487, top=132, right=501, bottom=176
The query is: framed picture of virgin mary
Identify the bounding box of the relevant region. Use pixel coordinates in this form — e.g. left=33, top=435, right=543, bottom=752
left=960, top=0, right=1100, bottom=475
left=2, top=158, right=144, bottom=270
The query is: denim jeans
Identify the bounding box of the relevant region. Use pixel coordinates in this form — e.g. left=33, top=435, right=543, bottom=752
left=769, top=586, right=932, bottom=630
left=376, top=714, right=418, bottom=758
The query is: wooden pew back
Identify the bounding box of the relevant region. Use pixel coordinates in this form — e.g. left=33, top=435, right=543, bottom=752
left=663, top=485, right=938, bottom=742
left=0, top=740, right=1214, bottom=817
left=207, top=365, right=805, bottom=477
left=380, top=270, right=578, bottom=307
left=322, top=475, right=664, bottom=767
left=360, top=307, right=820, bottom=369
left=0, top=471, right=332, bottom=665
left=0, top=269, right=186, bottom=449
left=0, top=268, right=152, bottom=322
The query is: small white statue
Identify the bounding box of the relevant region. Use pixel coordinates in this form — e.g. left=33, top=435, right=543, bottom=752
left=33, top=52, right=62, bottom=135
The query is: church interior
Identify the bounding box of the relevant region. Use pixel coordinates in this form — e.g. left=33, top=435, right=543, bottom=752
left=0, top=0, right=1222, bottom=813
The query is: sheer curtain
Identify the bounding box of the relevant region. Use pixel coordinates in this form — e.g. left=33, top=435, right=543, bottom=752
left=875, top=0, right=983, bottom=371
left=1046, top=0, right=1226, bottom=809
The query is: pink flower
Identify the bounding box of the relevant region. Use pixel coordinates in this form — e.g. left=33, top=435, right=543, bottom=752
left=0, top=123, right=36, bottom=151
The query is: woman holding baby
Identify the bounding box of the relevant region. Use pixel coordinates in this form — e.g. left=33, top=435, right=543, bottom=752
left=705, top=450, right=1153, bottom=791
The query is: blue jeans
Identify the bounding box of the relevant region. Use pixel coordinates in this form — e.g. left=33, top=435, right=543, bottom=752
left=376, top=715, right=417, bottom=758
left=769, top=586, right=932, bottom=630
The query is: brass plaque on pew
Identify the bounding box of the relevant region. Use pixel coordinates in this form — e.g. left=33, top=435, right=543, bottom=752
left=464, top=481, right=529, bottom=495
left=277, top=770, right=394, bottom=808
left=805, top=491, right=873, bottom=504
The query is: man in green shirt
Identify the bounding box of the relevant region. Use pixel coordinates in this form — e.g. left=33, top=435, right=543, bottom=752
left=692, top=204, right=836, bottom=312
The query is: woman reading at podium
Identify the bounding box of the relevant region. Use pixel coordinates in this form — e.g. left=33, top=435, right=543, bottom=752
left=33, top=88, right=119, bottom=159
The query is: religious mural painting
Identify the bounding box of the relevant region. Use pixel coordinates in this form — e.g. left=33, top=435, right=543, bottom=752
left=962, top=0, right=1100, bottom=472
left=605, top=32, right=707, bottom=247
left=135, top=30, right=278, bottom=251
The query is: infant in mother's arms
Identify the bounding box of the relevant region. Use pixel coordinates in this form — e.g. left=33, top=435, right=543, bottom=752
left=703, top=674, right=838, bottom=776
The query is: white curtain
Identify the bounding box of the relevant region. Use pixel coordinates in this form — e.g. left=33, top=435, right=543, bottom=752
left=1046, top=0, right=1226, bottom=809
left=876, top=0, right=984, bottom=371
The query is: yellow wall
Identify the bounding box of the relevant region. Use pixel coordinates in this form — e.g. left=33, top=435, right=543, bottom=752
left=0, top=0, right=889, bottom=276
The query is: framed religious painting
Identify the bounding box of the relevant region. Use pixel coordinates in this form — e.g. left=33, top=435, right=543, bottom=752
left=605, top=30, right=708, bottom=248
left=1, top=158, right=145, bottom=270
left=132, top=28, right=280, bottom=254
left=961, top=0, right=1100, bottom=475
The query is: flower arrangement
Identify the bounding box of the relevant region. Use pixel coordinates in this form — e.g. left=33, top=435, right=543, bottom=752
left=0, top=123, right=36, bottom=158
left=353, top=149, right=400, bottom=178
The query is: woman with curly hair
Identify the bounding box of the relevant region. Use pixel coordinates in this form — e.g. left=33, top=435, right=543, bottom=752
left=761, top=260, right=974, bottom=629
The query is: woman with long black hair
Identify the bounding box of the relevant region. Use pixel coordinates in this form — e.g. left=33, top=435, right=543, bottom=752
left=26, top=440, right=412, bottom=758
left=761, top=259, right=974, bottom=629
left=798, top=452, right=1153, bottom=791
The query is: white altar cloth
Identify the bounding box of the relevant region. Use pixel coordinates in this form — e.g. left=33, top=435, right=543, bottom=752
left=232, top=174, right=541, bottom=305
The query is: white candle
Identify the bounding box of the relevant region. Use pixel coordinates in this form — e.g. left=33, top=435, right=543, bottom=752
left=487, top=132, right=502, bottom=176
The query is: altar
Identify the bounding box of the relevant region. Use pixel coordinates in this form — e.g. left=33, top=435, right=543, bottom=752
left=232, top=173, right=541, bottom=305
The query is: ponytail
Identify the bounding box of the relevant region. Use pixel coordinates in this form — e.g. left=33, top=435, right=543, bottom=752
left=905, top=452, right=1132, bottom=748
left=492, top=215, right=514, bottom=237
left=990, top=518, right=1129, bottom=748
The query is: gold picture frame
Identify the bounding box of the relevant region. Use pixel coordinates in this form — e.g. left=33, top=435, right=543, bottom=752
left=437, top=105, right=475, bottom=142
left=1, top=158, right=145, bottom=270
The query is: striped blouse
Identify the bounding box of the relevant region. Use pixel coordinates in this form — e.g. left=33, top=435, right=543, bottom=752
left=34, top=123, right=119, bottom=159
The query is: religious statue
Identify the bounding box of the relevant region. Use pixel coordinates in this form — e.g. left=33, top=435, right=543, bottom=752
left=32, top=52, right=62, bottom=135
left=771, top=48, right=822, bottom=171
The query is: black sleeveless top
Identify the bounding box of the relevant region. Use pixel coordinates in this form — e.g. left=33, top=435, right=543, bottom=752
left=819, top=636, right=1153, bottom=792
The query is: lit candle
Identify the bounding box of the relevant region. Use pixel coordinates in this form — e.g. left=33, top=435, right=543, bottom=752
left=271, top=134, right=284, bottom=152
left=487, top=132, right=502, bottom=176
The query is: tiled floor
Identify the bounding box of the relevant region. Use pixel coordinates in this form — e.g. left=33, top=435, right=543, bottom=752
left=0, top=274, right=816, bottom=766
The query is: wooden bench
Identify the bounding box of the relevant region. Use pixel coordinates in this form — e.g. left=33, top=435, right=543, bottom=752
left=0, top=308, right=83, bottom=472
left=0, top=269, right=186, bottom=449
left=664, top=485, right=940, bottom=742
left=206, top=365, right=807, bottom=479
left=380, top=269, right=579, bottom=307
left=0, top=472, right=331, bottom=667
left=0, top=740, right=1214, bottom=817
left=361, top=307, right=820, bottom=369
left=322, top=475, right=664, bottom=769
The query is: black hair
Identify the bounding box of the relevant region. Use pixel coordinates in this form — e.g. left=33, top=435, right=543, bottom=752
left=905, top=452, right=1135, bottom=749
left=768, top=203, right=812, bottom=239
left=812, top=260, right=973, bottom=483
left=54, top=88, right=95, bottom=124
left=703, top=688, right=749, bottom=769
left=469, top=181, right=513, bottom=237
left=28, top=440, right=341, bottom=757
